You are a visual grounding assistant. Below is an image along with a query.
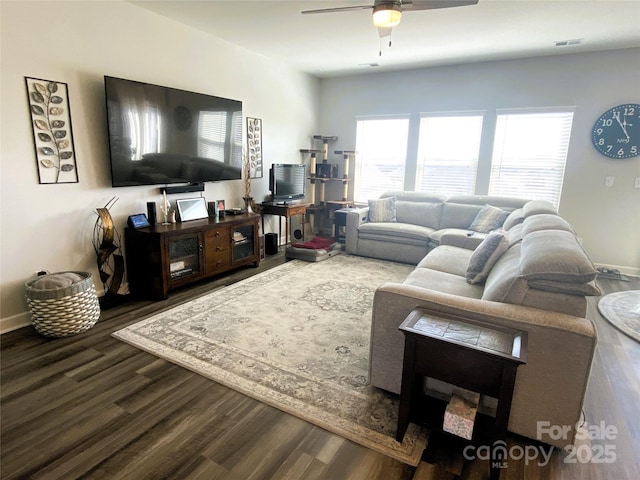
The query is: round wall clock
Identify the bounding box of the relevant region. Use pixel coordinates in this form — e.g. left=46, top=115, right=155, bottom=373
left=591, top=103, right=640, bottom=159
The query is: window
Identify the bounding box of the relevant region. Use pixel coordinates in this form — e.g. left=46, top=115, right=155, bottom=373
left=198, top=111, right=243, bottom=164
left=489, top=108, right=574, bottom=209
left=124, top=104, right=160, bottom=159
left=354, top=116, right=409, bottom=202
left=416, top=113, right=484, bottom=195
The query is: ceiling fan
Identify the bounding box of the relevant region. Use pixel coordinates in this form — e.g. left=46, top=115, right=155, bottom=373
left=302, top=0, right=478, bottom=55
left=301, top=0, right=478, bottom=28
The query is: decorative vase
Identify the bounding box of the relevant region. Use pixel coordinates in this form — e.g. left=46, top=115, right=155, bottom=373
left=243, top=196, right=254, bottom=214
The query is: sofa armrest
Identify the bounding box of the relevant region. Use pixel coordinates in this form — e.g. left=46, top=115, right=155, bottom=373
left=345, top=207, right=369, bottom=254
left=369, top=282, right=596, bottom=448
left=440, top=231, right=486, bottom=250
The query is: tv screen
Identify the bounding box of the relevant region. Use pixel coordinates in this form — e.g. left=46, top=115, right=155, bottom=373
left=270, top=164, right=306, bottom=202
left=104, top=76, right=243, bottom=187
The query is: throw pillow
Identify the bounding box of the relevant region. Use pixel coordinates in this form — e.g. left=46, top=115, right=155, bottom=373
left=469, top=205, right=509, bottom=233
left=368, top=197, right=397, bottom=223
left=466, top=230, right=509, bottom=284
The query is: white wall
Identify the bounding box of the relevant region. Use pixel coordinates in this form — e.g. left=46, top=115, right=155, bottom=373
left=319, top=49, right=640, bottom=274
left=0, top=1, right=320, bottom=331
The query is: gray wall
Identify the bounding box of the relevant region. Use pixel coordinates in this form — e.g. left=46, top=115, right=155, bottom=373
left=318, top=49, right=640, bottom=274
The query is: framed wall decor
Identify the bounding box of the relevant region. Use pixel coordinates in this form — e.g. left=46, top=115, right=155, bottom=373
left=176, top=198, right=208, bottom=222
left=25, top=77, right=78, bottom=184
left=247, top=117, right=263, bottom=178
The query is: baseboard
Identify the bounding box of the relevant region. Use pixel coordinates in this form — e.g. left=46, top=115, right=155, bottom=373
left=594, top=263, right=639, bottom=278
left=1, top=312, right=31, bottom=335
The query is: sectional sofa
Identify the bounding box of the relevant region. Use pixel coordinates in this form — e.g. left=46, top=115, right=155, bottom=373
left=344, top=191, right=600, bottom=448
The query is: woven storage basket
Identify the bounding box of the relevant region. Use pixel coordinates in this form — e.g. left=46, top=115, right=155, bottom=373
left=25, top=271, right=101, bottom=338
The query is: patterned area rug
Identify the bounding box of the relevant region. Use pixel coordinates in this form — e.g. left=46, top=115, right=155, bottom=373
left=598, top=290, right=640, bottom=342
left=113, top=255, right=427, bottom=465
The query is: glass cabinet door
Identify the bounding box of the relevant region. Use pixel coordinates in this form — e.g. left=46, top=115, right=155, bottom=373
left=232, top=224, right=255, bottom=263
left=166, top=233, right=202, bottom=281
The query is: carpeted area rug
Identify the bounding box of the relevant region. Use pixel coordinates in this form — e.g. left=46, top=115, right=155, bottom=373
left=113, top=254, right=428, bottom=465
left=597, top=290, right=640, bottom=342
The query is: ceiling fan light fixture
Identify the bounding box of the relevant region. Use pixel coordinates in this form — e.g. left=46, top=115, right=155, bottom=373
left=372, top=3, right=402, bottom=28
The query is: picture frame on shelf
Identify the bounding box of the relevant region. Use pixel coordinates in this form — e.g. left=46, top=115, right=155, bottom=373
left=176, top=198, right=208, bottom=222
left=216, top=199, right=226, bottom=218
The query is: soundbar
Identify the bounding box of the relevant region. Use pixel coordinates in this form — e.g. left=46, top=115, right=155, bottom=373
left=161, top=183, right=205, bottom=195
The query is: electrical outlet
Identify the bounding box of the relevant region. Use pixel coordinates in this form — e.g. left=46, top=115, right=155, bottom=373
left=635, top=177, right=640, bottom=189
left=605, top=176, right=615, bottom=187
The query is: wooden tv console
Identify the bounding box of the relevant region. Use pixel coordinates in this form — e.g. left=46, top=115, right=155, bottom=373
left=125, top=213, right=260, bottom=300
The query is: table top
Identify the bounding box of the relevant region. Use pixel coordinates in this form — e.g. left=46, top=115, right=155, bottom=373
left=400, top=309, right=527, bottom=363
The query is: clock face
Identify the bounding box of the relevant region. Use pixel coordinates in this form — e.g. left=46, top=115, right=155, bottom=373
left=591, top=103, right=640, bottom=159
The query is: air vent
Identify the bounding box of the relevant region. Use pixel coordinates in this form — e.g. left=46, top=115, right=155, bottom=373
left=555, top=39, right=584, bottom=47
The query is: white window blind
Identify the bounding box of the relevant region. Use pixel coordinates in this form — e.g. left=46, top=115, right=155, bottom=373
left=354, top=116, right=409, bottom=202
left=489, top=108, right=574, bottom=209
left=416, top=113, right=483, bottom=195
left=198, top=111, right=227, bottom=160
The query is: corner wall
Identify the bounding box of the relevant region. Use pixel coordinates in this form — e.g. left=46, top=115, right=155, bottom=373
left=0, top=1, right=320, bottom=332
left=318, top=49, right=640, bottom=274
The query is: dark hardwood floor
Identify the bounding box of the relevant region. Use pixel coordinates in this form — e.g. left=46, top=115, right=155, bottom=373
left=1, top=253, right=638, bottom=480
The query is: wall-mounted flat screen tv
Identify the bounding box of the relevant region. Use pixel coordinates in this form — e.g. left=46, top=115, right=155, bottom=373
left=269, top=164, right=306, bottom=202
left=104, top=76, right=243, bottom=187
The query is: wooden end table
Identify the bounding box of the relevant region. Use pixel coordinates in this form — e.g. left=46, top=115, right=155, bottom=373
left=397, top=309, right=527, bottom=480
left=260, top=203, right=307, bottom=245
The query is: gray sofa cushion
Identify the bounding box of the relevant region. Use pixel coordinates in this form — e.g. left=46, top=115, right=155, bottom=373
left=482, top=244, right=528, bottom=303
left=520, top=230, right=598, bottom=283
left=466, top=230, right=509, bottom=284
left=395, top=200, right=443, bottom=229
left=503, top=208, right=525, bottom=230
left=522, top=214, right=575, bottom=235
left=404, top=267, right=483, bottom=298
left=481, top=244, right=588, bottom=316
left=469, top=205, right=510, bottom=233
left=507, top=223, right=525, bottom=246
left=439, top=203, right=483, bottom=229
left=523, top=200, right=557, bottom=217
left=358, top=222, right=433, bottom=242
left=417, top=245, right=473, bottom=277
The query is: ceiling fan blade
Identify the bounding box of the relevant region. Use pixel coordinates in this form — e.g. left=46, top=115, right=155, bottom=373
left=402, top=0, right=479, bottom=11
left=301, top=5, right=373, bottom=15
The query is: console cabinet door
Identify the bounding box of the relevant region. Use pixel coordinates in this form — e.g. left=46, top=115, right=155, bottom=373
left=232, top=220, right=258, bottom=265
left=205, top=225, right=231, bottom=274
left=164, top=233, right=204, bottom=286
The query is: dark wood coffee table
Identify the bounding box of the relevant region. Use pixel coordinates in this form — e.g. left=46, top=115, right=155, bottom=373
left=397, top=309, right=527, bottom=480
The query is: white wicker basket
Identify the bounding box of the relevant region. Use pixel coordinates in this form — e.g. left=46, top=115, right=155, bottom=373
left=25, top=271, right=101, bottom=337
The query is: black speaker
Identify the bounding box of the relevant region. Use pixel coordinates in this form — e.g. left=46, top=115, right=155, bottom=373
left=265, top=233, right=278, bottom=255
left=146, top=202, right=157, bottom=226
left=208, top=201, right=216, bottom=218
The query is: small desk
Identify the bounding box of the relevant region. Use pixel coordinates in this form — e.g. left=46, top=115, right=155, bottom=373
left=261, top=203, right=307, bottom=246
left=397, top=309, right=527, bottom=480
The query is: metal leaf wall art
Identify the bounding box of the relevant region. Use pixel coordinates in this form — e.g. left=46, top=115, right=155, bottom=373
left=25, top=77, right=78, bottom=184
left=246, top=117, right=263, bottom=178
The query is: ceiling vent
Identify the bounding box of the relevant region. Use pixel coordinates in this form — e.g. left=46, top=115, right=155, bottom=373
left=555, top=39, right=584, bottom=47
